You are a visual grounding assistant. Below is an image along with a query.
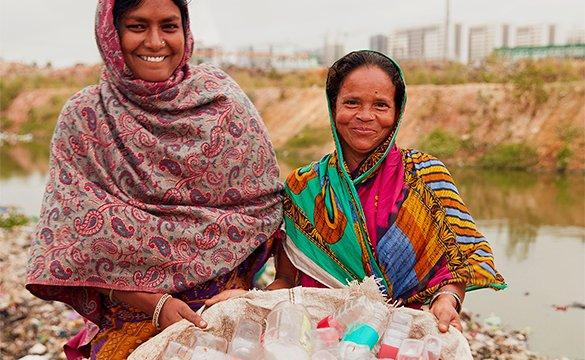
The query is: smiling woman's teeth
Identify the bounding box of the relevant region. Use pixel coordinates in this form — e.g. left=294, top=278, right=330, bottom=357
left=139, top=56, right=166, bottom=63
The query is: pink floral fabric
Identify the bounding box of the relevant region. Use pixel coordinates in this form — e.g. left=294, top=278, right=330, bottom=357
left=26, top=0, right=283, bottom=324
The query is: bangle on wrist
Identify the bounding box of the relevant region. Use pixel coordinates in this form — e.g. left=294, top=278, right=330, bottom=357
left=430, top=290, right=462, bottom=313
left=152, top=294, right=172, bottom=329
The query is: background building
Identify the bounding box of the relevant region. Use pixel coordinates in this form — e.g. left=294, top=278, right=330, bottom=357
left=369, top=34, right=389, bottom=55
left=468, top=25, right=496, bottom=64
left=322, top=41, right=345, bottom=66
left=390, top=25, right=445, bottom=61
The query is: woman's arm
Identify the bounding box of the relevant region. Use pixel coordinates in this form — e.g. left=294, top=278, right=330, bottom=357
left=95, top=288, right=207, bottom=330
left=205, top=237, right=298, bottom=306
left=266, top=237, right=297, bottom=290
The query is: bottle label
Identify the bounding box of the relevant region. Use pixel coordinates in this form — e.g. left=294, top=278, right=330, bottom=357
left=341, top=323, right=379, bottom=350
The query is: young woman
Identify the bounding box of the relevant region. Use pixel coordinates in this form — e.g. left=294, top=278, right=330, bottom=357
left=26, top=0, right=283, bottom=358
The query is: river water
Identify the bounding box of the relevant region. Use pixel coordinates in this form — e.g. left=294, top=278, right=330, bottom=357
left=0, top=167, right=583, bottom=359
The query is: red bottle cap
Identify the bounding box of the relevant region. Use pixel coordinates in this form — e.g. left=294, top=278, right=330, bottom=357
left=378, top=344, right=399, bottom=359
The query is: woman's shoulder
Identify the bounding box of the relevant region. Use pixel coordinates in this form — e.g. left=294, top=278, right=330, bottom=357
left=59, top=85, right=102, bottom=114
left=190, top=63, right=236, bottom=87
left=401, top=148, right=452, bottom=175
left=284, top=154, right=332, bottom=191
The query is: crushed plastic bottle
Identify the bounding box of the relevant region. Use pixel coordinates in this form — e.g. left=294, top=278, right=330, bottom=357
left=311, top=327, right=340, bottom=360
left=163, top=341, right=193, bottom=360
left=263, top=301, right=312, bottom=360
left=396, top=339, right=424, bottom=360
left=422, top=335, right=442, bottom=360
left=377, top=310, right=413, bottom=359
left=320, top=296, right=379, bottom=335
left=227, top=319, right=263, bottom=360
left=339, top=341, right=375, bottom=360
left=340, top=297, right=389, bottom=351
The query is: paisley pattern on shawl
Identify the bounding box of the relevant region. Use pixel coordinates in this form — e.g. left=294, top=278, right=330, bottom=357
left=26, top=0, right=283, bottom=324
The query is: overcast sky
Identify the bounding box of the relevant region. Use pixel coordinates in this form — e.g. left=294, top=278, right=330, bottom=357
left=1, top=0, right=584, bottom=67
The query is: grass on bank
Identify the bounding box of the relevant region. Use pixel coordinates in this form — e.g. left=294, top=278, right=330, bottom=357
left=479, top=143, right=539, bottom=170
left=276, top=126, right=332, bottom=169
left=0, top=207, right=30, bottom=229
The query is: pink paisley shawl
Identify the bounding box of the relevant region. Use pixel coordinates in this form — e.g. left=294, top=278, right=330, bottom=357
left=26, top=0, right=283, bottom=325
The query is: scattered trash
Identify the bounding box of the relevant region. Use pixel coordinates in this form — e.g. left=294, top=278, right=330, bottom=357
left=483, top=314, right=502, bottom=329
left=552, top=302, right=585, bottom=312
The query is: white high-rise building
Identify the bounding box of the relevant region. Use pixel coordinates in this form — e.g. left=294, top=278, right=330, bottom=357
left=515, top=24, right=556, bottom=47
left=468, top=25, right=495, bottom=64
left=369, top=34, right=389, bottom=55
left=390, top=25, right=445, bottom=61
left=322, top=41, right=345, bottom=66
left=567, top=29, right=585, bottom=45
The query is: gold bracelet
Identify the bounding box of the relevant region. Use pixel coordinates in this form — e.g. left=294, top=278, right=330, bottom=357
left=108, top=288, right=115, bottom=302
left=152, top=294, right=172, bottom=329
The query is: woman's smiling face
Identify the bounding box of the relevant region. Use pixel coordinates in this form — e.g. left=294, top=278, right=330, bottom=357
left=118, top=0, right=185, bottom=82
left=334, top=65, right=397, bottom=169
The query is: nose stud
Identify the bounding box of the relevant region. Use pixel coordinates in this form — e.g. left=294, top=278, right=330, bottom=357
left=161, top=40, right=166, bottom=46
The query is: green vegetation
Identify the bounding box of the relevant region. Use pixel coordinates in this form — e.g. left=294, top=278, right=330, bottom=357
left=510, top=61, right=549, bottom=106
left=555, top=145, right=572, bottom=173
left=0, top=78, right=26, bottom=112
left=0, top=66, right=99, bottom=112
left=0, top=207, right=30, bottom=229
left=22, top=94, right=66, bottom=138
left=285, top=126, right=331, bottom=149
left=276, top=125, right=331, bottom=168
left=555, top=125, right=582, bottom=173
left=228, top=58, right=585, bottom=90
left=226, top=67, right=326, bottom=91
left=418, top=129, right=462, bottom=158
left=402, top=57, right=585, bottom=86
left=479, top=143, right=539, bottom=170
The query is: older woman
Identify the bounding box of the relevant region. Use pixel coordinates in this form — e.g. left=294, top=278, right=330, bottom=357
left=25, top=0, right=282, bottom=358
left=273, top=50, right=506, bottom=332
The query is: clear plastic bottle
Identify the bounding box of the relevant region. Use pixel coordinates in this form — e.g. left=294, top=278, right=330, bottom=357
left=311, top=327, right=340, bottom=360
left=339, top=341, right=375, bottom=360
left=162, top=341, right=193, bottom=360
left=228, top=319, right=263, bottom=360
left=263, top=301, right=312, bottom=360
left=198, top=332, right=229, bottom=359
left=377, top=310, right=413, bottom=359
left=340, top=297, right=389, bottom=351
left=396, top=339, right=424, bottom=360
left=422, top=335, right=442, bottom=360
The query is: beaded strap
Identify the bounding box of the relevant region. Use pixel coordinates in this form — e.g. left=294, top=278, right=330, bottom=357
left=152, top=294, right=172, bottom=329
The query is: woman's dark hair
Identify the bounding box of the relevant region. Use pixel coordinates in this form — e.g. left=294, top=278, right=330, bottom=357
left=113, top=0, right=189, bottom=30
left=326, top=50, right=406, bottom=117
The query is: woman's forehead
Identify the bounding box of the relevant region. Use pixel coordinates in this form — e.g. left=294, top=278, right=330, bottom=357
left=340, top=67, right=396, bottom=94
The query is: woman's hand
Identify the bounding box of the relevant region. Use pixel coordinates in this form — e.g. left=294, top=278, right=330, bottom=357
left=265, top=277, right=293, bottom=290
left=158, top=297, right=207, bottom=330
left=430, top=293, right=462, bottom=333
left=204, top=289, right=248, bottom=307
left=95, top=288, right=206, bottom=330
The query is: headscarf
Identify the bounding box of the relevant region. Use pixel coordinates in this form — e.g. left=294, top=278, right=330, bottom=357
left=26, top=0, right=283, bottom=323
left=283, top=51, right=505, bottom=303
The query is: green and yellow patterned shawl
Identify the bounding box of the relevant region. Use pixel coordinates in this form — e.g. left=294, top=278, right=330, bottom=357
left=283, top=51, right=505, bottom=303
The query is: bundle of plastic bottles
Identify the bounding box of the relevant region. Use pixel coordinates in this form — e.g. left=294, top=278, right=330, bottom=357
left=163, top=295, right=442, bottom=360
